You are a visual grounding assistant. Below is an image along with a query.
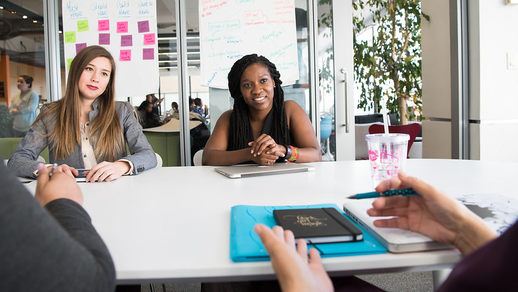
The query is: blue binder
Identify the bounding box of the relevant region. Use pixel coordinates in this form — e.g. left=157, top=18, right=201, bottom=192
left=230, top=203, right=387, bottom=262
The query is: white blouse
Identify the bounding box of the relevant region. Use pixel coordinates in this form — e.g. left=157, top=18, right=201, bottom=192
left=80, top=122, right=97, bottom=169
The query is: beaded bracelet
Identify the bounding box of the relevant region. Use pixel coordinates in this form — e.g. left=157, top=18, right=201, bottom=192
left=286, top=145, right=299, bottom=162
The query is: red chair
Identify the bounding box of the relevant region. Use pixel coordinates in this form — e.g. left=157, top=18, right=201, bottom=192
left=368, top=123, right=421, bottom=158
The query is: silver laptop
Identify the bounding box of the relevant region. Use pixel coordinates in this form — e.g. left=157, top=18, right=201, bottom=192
left=214, top=163, right=312, bottom=179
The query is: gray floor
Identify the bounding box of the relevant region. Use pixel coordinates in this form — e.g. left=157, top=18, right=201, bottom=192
left=138, top=271, right=435, bottom=292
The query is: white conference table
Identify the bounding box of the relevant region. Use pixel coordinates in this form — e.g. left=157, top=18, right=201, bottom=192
left=43, top=159, right=517, bottom=284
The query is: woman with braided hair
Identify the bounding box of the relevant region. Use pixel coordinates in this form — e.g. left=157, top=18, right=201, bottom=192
left=202, top=54, right=321, bottom=166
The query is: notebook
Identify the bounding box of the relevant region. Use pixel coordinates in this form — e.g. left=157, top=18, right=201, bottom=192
left=343, top=199, right=453, bottom=253
left=215, top=163, right=312, bottom=179
left=273, top=208, right=363, bottom=243
left=229, top=203, right=387, bottom=262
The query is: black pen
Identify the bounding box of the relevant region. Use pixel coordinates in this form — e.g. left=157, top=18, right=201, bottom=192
left=49, top=163, right=58, bottom=177
left=347, top=188, right=419, bottom=199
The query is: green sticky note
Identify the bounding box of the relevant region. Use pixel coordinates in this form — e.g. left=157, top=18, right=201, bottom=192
left=65, top=31, right=76, bottom=43
left=77, top=20, right=89, bottom=32
left=67, top=58, right=74, bottom=70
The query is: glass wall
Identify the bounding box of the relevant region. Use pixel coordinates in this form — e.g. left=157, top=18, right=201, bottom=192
left=0, top=0, right=48, bottom=138
left=0, top=0, right=342, bottom=164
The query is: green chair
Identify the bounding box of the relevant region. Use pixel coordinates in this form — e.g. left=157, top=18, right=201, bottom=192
left=0, top=137, right=50, bottom=162
left=143, top=132, right=181, bottom=167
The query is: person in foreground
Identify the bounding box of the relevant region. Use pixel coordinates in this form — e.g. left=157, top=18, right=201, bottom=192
left=8, top=45, right=157, bottom=182
left=255, top=171, right=517, bottom=292
left=202, top=54, right=321, bottom=166
left=0, top=161, right=115, bottom=291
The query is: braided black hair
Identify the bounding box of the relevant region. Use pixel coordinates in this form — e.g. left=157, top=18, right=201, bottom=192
left=227, top=54, right=291, bottom=151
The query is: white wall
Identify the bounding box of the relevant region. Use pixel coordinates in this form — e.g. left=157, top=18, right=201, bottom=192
left=470, top=1, right=518, bottom=163
left=421, top=0, right=518, bottom=163
left=471, top=1, right=518, bottom=121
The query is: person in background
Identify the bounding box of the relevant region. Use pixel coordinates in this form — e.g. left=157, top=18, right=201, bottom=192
left=192, top=98, right=207, bottom=119
left=202, top=54, right=321, bottom=166
left=0, top=160, right=115, bottom=291
left=10, top=75, right=39, bottom=137
left=255, top=171, right=513, bottom=292
left=188, top=97, right=195, bottom=112
left=170, top=101, right=179, bottom=115
left=137, top=100, right=161, bottom=129
left=8, top=45, right=157, bottom=182
left=146, top=93, right=164, bottom=116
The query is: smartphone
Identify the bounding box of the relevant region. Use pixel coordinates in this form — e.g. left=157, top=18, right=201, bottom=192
left=76, top=169, right=89, bottom=182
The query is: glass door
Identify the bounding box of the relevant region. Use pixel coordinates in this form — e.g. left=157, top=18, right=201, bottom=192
left=317, top=0, right=355, bottom=161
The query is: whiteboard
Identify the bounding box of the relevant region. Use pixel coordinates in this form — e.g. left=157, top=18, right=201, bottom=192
left=199, top=0, right=299, bottom=89
left=61, top=0, right=159, bottom=100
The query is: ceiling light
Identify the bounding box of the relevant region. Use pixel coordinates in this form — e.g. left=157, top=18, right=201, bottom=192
left=33, top=20, right=37, bottom=23
left=23, top=15, right=28, bottom=19
left=0, top=6, right=4, bottom=9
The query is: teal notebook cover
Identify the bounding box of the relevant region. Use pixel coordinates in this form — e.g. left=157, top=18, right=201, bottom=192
left=230, top=203, right=387, bottom=262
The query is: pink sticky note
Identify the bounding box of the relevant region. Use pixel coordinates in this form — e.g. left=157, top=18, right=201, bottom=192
left=143, top=48, right=154, bottom=60
left=138, top=20, right=150, bottom=33
left=143, top=33, right=155, bottom=45
left=120, top=50, right=132, bottom=61
left=98, top=20, right=109, bottom=31
left=99, top=33, right=110, bottom=45
left=121, top=35, right=133, bottom=47
left=117, top=21, right=128, bottom=33
left=76, top=43, right=87, bottom=54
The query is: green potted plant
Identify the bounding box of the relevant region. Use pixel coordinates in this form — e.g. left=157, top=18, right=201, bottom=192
left=353, top=0, right=428, bottom=125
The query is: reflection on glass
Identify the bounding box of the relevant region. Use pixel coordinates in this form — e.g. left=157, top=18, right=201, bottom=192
left=0, top=1, right=46, bottom=138
left=318, top=0, right=336, bottom=161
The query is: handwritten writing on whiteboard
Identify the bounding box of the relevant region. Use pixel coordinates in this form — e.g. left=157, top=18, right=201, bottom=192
left=199, top=0, right=298, bottom=88
left=117, top=0, right=131, bottom=17
left=91, top=2, right=108, bottom=17
left=65, top=1, right=84, bottom=19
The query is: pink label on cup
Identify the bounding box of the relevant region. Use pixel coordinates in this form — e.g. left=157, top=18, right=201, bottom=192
left=368, top=150, right=378, bottom=161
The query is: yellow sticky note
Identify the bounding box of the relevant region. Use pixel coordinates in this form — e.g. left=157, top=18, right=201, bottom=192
left=64, top=31, right=76, bottom=43
left=67, top=58, right=74, bottom=70
left=77, top=20, right=89, bottom=32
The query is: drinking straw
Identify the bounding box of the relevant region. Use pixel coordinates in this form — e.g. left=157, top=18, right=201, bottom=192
left=382, top=103, right=389, bottom=135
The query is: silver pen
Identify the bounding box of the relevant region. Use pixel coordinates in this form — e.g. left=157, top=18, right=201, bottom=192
left=49, top=163, right=58, bottom=177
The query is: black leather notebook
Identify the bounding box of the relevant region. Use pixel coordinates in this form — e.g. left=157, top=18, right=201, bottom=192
left=273, top=207, right=363, bottom=244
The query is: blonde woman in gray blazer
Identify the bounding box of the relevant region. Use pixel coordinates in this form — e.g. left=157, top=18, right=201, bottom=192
left=8, top=46, right=156, bottom=181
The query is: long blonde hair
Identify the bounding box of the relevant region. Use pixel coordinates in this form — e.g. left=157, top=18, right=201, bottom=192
left=35, top=45, right=124, bottom=161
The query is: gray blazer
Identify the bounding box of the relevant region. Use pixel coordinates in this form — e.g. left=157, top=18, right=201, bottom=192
left=8, top=100, right=157, bottom=178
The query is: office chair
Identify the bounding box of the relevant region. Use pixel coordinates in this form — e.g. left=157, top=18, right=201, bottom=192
left=368, top=123, right=421, bottom=158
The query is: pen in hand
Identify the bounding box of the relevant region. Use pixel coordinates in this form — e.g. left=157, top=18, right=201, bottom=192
left=49, top=163, right=58, bottom=177
left=348, top=188, right=419, bottom=199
